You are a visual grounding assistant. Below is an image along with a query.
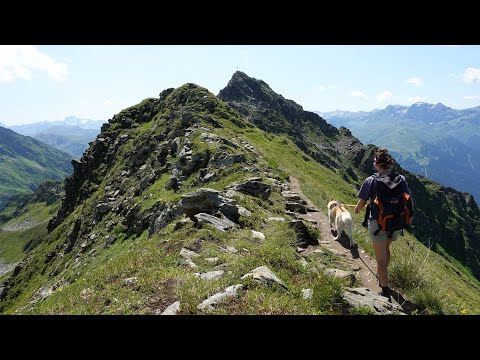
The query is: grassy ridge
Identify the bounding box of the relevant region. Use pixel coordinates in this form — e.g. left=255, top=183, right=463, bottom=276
left=0, top=127, right=72, bottom=208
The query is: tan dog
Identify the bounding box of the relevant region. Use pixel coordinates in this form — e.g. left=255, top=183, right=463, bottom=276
left=327, top=199, right=354, bottom=248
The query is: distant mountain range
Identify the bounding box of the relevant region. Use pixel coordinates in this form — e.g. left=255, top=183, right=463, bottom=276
left=318, top=102, right=480, bottom=201
left=0, top=126, right=72, bottom=209
left=8, top=116, right=105, bottom=158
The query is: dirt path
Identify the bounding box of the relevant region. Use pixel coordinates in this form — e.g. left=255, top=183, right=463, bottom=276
left=0, top=219, right=42, bottom=278
left=0, top=218, right=43, bottom=232
left=288, top=177, right=381, bottom=292
left=0, top=258, right=17, bottom=278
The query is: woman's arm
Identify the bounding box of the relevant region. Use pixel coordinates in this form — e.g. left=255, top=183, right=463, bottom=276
left=354, top=198, right=367, bottom=213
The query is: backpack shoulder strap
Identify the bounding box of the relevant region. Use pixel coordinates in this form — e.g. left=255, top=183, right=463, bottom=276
left=369, top=173, right=378, bottom=201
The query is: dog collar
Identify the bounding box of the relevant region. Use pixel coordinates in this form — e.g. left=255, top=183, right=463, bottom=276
left=329, top=202, right=340, bottom=210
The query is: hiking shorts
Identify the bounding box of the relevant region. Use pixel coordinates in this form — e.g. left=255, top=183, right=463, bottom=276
left=368, top=220, right=400, bottom=243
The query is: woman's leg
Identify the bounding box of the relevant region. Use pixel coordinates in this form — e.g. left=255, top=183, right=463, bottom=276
left=372, top=240, right=388, bottom=287
left=386, top=231, right=400, bottom=266
left=386, top=237, right=394, bottom=267
left=369, top=221, right=389, bottom=287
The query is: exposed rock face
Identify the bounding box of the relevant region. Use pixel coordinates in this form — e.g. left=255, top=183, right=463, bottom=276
left=197, top=284, right=244, bottom=312
left=149, top=202, right=182, bottom=235
left=161, top=301, right=181, bottom=315
left=343, top=287, right=405, bottom=315
left=218, top=71, right=368, bottom=172
left=64, top=218, right=81, bottom=253
left=193, top=213, right=236, bottom=232
left=241, top=265, right=288, bottom=290
left=219, top=71, right=336, bottom=136
left=232, top=177, right=271, bottom=200
left=180, top=188, right=243, bottom=223
left=289, top=220, right=319, bottom=248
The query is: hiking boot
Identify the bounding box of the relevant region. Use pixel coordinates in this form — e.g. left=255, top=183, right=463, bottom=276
left=380, top=286, right=392, bottom=302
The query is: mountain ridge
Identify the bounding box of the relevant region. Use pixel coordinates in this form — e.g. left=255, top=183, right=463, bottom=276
left=0, top=126, right=72, bottom=209
left=8, top=116, right=105, bottom=158
left=318, top=102, right=480, bottom=201
left=8, top=116, right=105, bottom=134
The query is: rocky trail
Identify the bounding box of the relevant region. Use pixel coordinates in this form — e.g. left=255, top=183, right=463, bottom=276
left=288, top=177, right=416, bottom=314
left=0, top=218, right=43, bottom=232
left=0, top=219, right=41, bottom=279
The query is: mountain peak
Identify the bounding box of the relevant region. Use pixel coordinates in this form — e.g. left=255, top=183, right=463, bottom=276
left=385, top=104, right=407, bottom=110
left=218, top=71, right=308, bottom=133
left=434, top=102, right=450, bottom=110
left=219, top=71, right=292, bottom=108
left=410, top=102, right=451, bottom=111
left=219, top=71, right=341, bottom=152
left=220, top=71, right=271, bottom=101
left=231, top=70, right=250, bottom=81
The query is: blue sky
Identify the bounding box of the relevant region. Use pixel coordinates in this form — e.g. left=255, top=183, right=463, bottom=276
left=1, top=45, right=480, bottom=125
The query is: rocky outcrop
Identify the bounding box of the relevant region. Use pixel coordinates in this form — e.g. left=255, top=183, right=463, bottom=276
left=289, top=220, right=319, bottom=248
left=161, top=301, right=181, bottom=315
left=180, top=188, right=246, bottom=223
left=232, top=177, right=271, bottom=200
left=343, top=287, right=405, bottom=315
left=193, top=213, right=236, bottom=232
left=197, top=284, right=244, bottom=312
left=63, top=218, right=81, bottom=253
left=149, top=202, right=182, bottom=235
left=241, top=265, right=288, bottom=290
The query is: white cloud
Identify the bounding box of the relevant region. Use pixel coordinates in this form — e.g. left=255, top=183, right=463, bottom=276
left=464, top=95, right=480, bottom=100
left=408, top=96, right=427, bottom=102
left=406, top=77, right=423, bottom=86
left=376, top=90, right=393, bottom=104
left=351, top=91, right=368, bottom=99
left=0, top=45, right=68, bottom=83
left=317, top=84, right=336, bottom=92
left=463, top=67, right=480, bottom=84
